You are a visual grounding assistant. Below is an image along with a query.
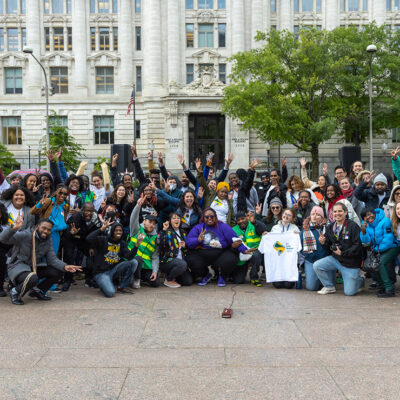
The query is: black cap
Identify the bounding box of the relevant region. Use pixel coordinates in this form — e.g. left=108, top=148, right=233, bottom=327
left=144, top=214, right=157, bottom=222
left=261, top=171, right=270, bottom=179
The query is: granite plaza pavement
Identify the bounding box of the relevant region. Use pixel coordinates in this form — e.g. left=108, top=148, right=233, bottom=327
left=1, top=281, right=400, bottom=400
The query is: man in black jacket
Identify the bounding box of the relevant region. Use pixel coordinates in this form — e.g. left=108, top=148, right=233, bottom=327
left=354, top=173, right=390, bottom=210
left=313, top=202, right=364, bottom=296
left=261, top=169, right=288, bottom=214
left=87, top=220, right=138, bottom=297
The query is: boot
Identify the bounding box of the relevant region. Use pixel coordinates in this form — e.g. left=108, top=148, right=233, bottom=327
left=10, top=288, right=24, bottom=305
left=377, top=289, right=395, bottom=298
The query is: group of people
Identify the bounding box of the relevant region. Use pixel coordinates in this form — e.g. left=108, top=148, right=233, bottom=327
left=1, top=143, right=400, bottom=306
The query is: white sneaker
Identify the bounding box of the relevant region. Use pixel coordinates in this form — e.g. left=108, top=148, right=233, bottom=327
left=163, top=279, right=181, bottom=288
left=132, top=279, right=141, bottom=289
left=318, top=286, right=336, bottom=295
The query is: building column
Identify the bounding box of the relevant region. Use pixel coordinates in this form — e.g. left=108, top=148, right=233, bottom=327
left=72, top=0, right=87, bottom=95
left=279, top=0, right=292, bottom=31
left=119, top=0, right=133, bottom=93
left=183, top=112, right=189, bottom=164
left=251, top=0, right=264, bottom=48
left=167, top=0, right=180, bottom=84
left=325, top=0, right=340, bottom=30
left=372, top=0, right=386, bottom=25
left=143, top=0, right=163, bottom=96
left=25, top=0, right=42, bottom=94
left=231, top=0, right=245, bottom=53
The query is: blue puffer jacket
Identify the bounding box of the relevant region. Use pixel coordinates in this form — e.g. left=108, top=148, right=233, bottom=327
left=360, top=208, right=398, bottom=252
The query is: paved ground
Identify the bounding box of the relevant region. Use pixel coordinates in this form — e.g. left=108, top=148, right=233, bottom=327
left=1, top=281, right=400, bottom=399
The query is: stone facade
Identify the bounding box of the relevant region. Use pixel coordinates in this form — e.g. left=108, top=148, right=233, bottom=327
left=0, top=0, right=397, bottom=174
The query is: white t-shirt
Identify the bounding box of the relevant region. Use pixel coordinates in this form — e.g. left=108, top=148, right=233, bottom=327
left=378, top=193, right=385, bottom=206
left=90, top=185, right=105, bottom=211
left=7, top=203, right=23, bottom=223
left=259, top=232, right=301, bottom=283
left=211, top=197, right=229, bottom=223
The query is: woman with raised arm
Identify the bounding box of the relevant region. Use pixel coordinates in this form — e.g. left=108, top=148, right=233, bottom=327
left=299, top=157, right=330, bottom=203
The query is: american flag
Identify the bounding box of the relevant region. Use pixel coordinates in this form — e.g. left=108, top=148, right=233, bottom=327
left=126, top=89, right=135, bottom=116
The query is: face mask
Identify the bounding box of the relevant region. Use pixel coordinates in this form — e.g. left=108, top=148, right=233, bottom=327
left=169, top=183, right=177, bottom=191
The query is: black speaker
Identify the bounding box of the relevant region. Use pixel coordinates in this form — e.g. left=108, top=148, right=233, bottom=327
left=339, top=146, right=361, bottom=174
left=110, top=144, right=134, bottom=174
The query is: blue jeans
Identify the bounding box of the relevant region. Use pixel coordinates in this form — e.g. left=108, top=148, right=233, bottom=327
left=94, top=259, right=138, bottom=298
left=313, top=255, right=363, bottom=296
left=304, top=260, right=321, bottom=291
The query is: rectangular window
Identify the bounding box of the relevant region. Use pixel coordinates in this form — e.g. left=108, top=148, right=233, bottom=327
left=96, top=67, right=114, bottom=94
left=302, top=0, right=313, bottom=11
left=348, top=0, right=358, bottom=11
left=396, top=0, right=400, bottom=10
left=218, top=0, right=225, bottom=8
left=219, top=63, right=226, bottom=84
left=53, top=27, right=64, bottom=51
left=363, top=0, right=367, bottom=11
left=0, top=0, right=3, bottom=13
left=271, top=0, right=276, bottom=12
left=340, top=0, right=345, bottom=11
left=0, top=29, right=3, bottom=52
left=135, top=120, right=141, bottom=139
left=68, top=27, right=72, bottom=50
left=395, top=25, right=400, bottom=30
left=21, top=0, right=25, bottom=13
left=136, top=66, right=142, bottom=92
left=22, top=28, right=26, bottom=47
left=198, top=0, right=213, bottom=9
left=7, top=0, right=17, bottom=14
left=7, top=28, right=18, bottom=51
left=387, top=0, right=391, bottom=10
left=112, top=0, right=117, bottom=13
left=316, top=0, right=321, bottom=12
left=99, top=27, right=110, bottom=50
left=44, top=0, right=49, bottom=14
left=186, top=64, right=194, bottom=84
left=136, top=26, right=141, bottom=50
left=294, top=0, right=299, bottom=12
left=218, top=23, right=226, bottom=47
left=90, top=27, right=96, bottom=51
left=5, top=67, right=22, bottom=94
left=49, top=116, right=68, bottom=133
left=94, top=116, right=114, bottom=145
left=392, top=128, right=400, bottom=142
left=186, top=23, right=194, bottom=47
left=317, top=25, right=322, bottom=30
left=135, top=0, right=140, bottom=13
left=2, top=116, right=21, bottom=145
left=52, top=0, right=63, bottom=13
left=186, top=0, right=193, bottom=9
left=90, top=0, right=95, bottom=13
left=50, top=67, right=68, bottom=94
left=98, top=0, right=109, bottom=13
left=45, top=27, right=50, bottom=51
left=113, top=27, right=118, bottom=50
left=198, top=24, right=214, bottom=47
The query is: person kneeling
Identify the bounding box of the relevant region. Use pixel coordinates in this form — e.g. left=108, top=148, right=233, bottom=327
left=0, top=216, right=81, bottom=305
left=87, top=219, right=138, bottom=297
left=313, top=203, right=364, bottom=296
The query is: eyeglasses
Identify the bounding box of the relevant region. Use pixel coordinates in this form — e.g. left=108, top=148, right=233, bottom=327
left=204, top=215, right=215, bottom=219
left=59, top=192, right=68, bottom=196
left=271, top=206, right=281, bottom=210
left=395, top=192, right=400, bottom=196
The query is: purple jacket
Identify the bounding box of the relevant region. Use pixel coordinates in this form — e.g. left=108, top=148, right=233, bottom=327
left=186, top=221, right=247, bottom=253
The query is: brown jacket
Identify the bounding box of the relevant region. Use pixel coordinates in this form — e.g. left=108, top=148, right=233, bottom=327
left=30, top=198, right=69, bottom=222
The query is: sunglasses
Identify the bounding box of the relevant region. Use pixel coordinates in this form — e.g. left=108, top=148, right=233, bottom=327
left=59, top=192, right=68, bottom=196
left=204, top=215, right=215, bottom=219
left=271, top=206, right=281, bottom=210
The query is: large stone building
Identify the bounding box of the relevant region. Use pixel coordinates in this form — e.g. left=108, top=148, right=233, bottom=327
left=0, top=0, right=398, bottom=173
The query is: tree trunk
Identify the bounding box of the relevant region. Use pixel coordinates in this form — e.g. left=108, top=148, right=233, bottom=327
left=310, top=144, right=319, bottom=181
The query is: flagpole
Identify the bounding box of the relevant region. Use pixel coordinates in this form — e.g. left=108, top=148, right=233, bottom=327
left=133, top=84, right=136, bottom=146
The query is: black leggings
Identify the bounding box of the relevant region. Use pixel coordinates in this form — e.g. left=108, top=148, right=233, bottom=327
left=15, top=266, right=64, bottom=296
left=160, top=258, right=193, bottom=286
left=273, top=281, right=295, bottom=289
left=185, top=248, right=239, bottom=280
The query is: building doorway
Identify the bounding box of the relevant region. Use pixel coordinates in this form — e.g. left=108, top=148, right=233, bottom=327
left=188, top=114, right=225, bottom=170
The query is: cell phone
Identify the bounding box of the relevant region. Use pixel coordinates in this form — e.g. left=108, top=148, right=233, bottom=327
left=206, top=152, right=215, bottom=162
left=222, top=308, right=232, bottom=318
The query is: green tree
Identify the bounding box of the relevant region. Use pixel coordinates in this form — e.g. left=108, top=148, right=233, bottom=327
left=0, top=143, right=19, bottom=175
left=329, top=23, right=400, bottom=145
left=94, top=156, right=110, bottom=171
left=40, top=113, right=85, bottom=172
left=222, top=28, right=344, bottom=177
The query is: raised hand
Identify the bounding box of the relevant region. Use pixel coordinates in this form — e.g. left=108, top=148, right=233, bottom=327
left=65, top=265, right=83, bottom=273
left=12, top=212, right=24, bottom=231
left=300, top=157, right=307, bottom=168
left=46, top=150, right=55, bottom=163
left=127, top=191, right=135, bottom=203
left=281, top=157, right=287, bottom=168
left=157, top=152, right=164, bottom=166
left=70, top=222, right=81, bottom=236
left=136, top=233, right=145, bottom=247
left=177, top=154, right=184, bottom=166
left=322, top=163, right=328, bottom=176
left=100, top=218, right=114, bottom=232
left=195, top=157, right=202, bottom=172
left=247, top=211, right=255, bottom=223
left=225, top=153, right=234, bottom=167
left=39, top=193, right=47, bottom=205
left=255, top=203, right=262, bottom=215
left=147, top=150, right=153, bottom=159
left=162, top=221, right=170, bottom=231
left=361, top=220, right=368, bottom=235
left=112, top=153, right=119, bottom=167
left=198, top=228, right=206, bottom=242
left=55, top=147, right=62, bottom=161
left=391, top=146, right=400, bottom=160
left=130, top=144, right=137, bottom=158
left=249, top=159, right=259, bottom=171
left=136, top=195, right=145, bottom=208
left=164, top=180, right=170, bottom=192
left=33, top=184, right=42, bottom=193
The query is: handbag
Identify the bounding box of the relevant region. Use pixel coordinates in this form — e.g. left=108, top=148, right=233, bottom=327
left=363, top=249, right=381, bottom=273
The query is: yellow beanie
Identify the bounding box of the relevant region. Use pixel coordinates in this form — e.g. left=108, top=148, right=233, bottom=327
left=216, top=181, right=230, bottom=192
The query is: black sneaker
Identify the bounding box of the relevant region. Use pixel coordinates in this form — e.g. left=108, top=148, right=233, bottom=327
left=29, top=289, right=52, bottom=301
left=62, top=281, right=72, bottom=292
left=377, top=290, right=395, bottom=298
left=0, top=287, right=6, bottom=297
left=10, top=289, right=24, bottom=305
left=368, top=281, right=379, bottom=290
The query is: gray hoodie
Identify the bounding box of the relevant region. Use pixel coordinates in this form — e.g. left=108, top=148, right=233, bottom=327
left=384, top=184, right=400, bottom=219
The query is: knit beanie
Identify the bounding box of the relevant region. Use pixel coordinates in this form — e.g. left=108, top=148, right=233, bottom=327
left=311, top=205, right=324, bottom=219
left=269, top=197, right=283, bottom=208
left=373, top=173, right=388, bottom=186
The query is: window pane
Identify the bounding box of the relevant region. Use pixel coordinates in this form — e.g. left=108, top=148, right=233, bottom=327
left=90, top=0, right=95, bottom=13
left=96, top=67, right=114, bottom=94
left=2, top=116, right=21, bottom=144
left=362, top=0, right=367, bottom=11
left=7, top=28, right=18, bottom=51
left=186, top=23, right=194, bottom=47
left=294, top=0, right=299, bottom=12
left=340, top=0, right=345, bottom=11
left=94, top=116, right=114, bottom=145
left=112, top=0, right=117, bottom=12
left=135, top=120, right=141, bottom=139
left=199, top=24, right=213, bottom=47
left=53, top=27, right=64, bottom=50
left=218, top=0, right=225, bottom=8
left=302, top=0, right=313, bottom=11
left=99, top=27, right=110, bottom=50
left=387, top=0, right=391, bottom=10
left=21, top=0, right=26, bottom=13
left=113, top=27, right=118, bottom=50
left=135, top=0, right=140, bottom=13
left=316, top=0, right=321, bottom=12
left=44, top=0, right=49, bottom=14
left=136, top=66, right=142, bottom=92
left=0, top=0, right=3, bottom=13
left=136, top=26, right=141, bottom=50
left=98, top=0, right=109, bottom=13
left=21, top=28, right=26, bottom=47
left=198, top=0, right=213, bottom=9
left=186, top=64, right=194, bottom=84
left=53, top=0, right=63, bottom=13
left=294, top=25, right=299, bottom=39
left=90, top=27, right=96, bottom=50
left=186, top=0, right=193, bottom=8
left=68, top=27, right=72, bottom=50
left=50, top=67, right=68, bottom=94
left=270, top=0, right=276, bottom=12
left=219, top=63, right=226, bottom=84
left=5, top=68, right=22, bottom=94
left=45, top=27, right=50, bottom=51
left=218, top=23, right=225, bottom=47
left=7, top=0, right=17, bottom=13
left=396, top=0, right=400, bottom=10
left=67, top=0, right=71, bottom=13
left=348, top=0, right=358, bottom=11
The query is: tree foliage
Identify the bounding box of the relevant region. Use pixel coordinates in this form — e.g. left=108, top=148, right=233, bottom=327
left=0, top=143, right=19, bottom=175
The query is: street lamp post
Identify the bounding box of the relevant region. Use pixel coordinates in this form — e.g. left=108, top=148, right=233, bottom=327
left=265, top=142, right=271, bottom=172
left=23, top=46, right=50, bottom=170
left=366, top=44, right=377, bottom=171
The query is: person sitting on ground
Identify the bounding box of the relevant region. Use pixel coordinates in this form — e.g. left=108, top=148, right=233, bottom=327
left=185, top=208, right=253, bottom=287
left=360, top=208, right=399, bottom=298
left=128, top=196, right=160, bottom=288
left=0, top=203, right=10, bottom=297
left=157, top=213, right=193, bottom=288
left=354, top=172, right=390, bottom=210
left=255, top=197, right=283, bottom=232
left=313, top=202, right=364, bottom=296
left=300, top=206, right=328, bottom=291
left=87, top=219, right=138, bottom=297
left=232, top=211, right=267, bottom=286
left=0, top=216, right=81, bottom=305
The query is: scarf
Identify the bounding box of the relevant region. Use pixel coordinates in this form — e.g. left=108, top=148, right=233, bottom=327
left=327, top=195, right=345, bottom=222
left=341, top=187, right=354, bottom=199
left=302, top=222, right=321, bottom=254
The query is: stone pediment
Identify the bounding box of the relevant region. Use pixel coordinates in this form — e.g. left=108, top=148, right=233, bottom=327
left=191, top=49, right=221, bottom=63
left=196, top=9, right=217, bottom=23
left=87, top=51, right=120, bottom=74
left=92, top=15, right=114, bottom=23
left=47, top=15, right=68, bottom=24
left=0, top=53, right=28, bottom=67
left=298, top=13, right=320, bottom=23
left=0, top=15, right=23, bottom=23
left=87, top=51, right=119, bottom=61
left=41, top=52, right=74, bottom=68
